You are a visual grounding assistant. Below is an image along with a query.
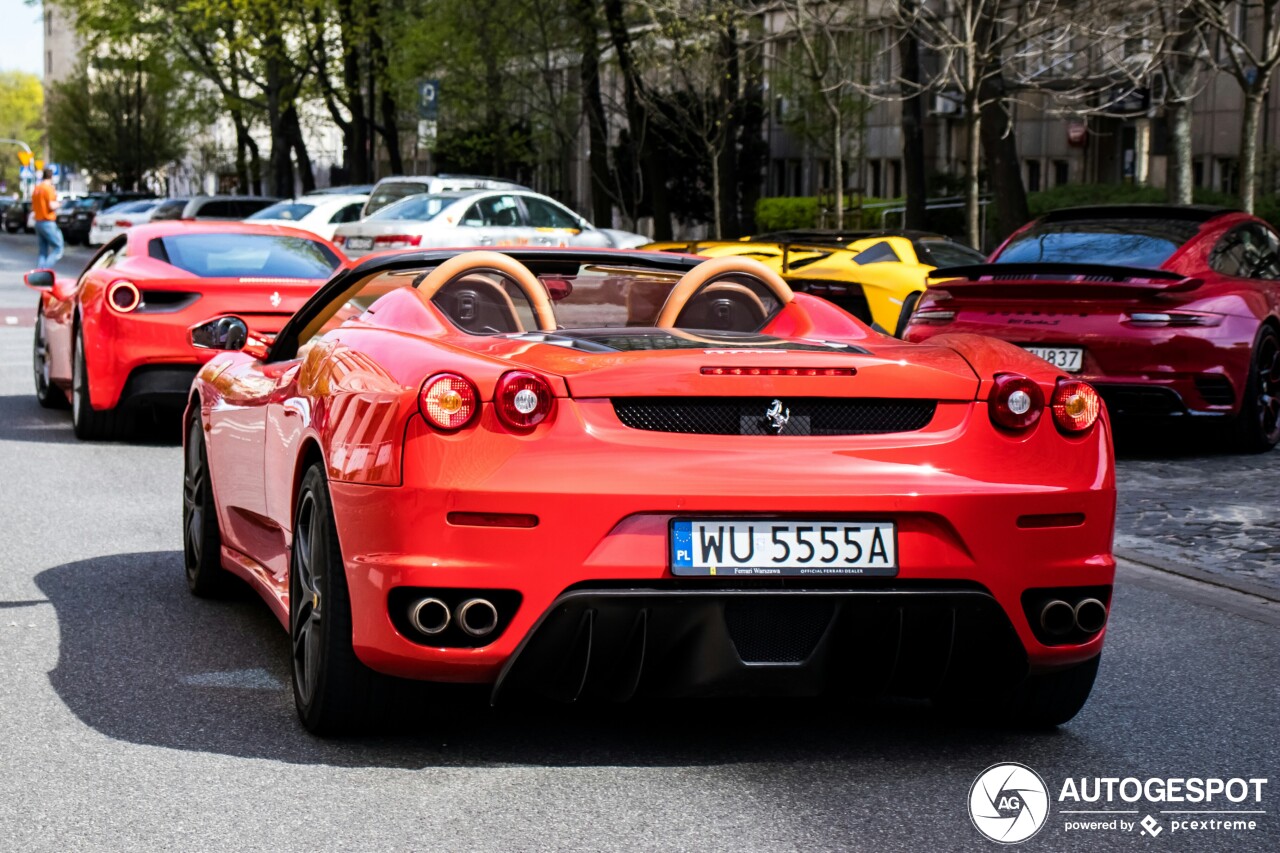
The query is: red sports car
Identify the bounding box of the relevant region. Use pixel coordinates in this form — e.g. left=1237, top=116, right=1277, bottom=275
left=183, top=248, right=1116, bottom=734
left=26, top=221, right=344, bottom=439
left=904, top=205, right=1280, bottom=452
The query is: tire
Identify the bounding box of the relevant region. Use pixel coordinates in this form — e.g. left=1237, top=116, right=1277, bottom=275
left=71, top=324, right=133, bottom=440
left=184, top=412, right=231, bottom=597
left=33, top=308, right=68, bottom=409
left=1232, top=324, right=1280, bottom=453
left=4, top=222, right=15, bottom=234
left=290, top=463, right=387, bottom=735
left=894, top=290, right=923, bottom=338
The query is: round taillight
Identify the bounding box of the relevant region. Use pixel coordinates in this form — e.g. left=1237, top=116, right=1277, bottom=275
left=1051, top=380, right=1102, bottom=434
left=989, top=373, right=1044, bottom=431
left=107, top=280, right=141, bottom=313
left=495, top=371, right=554, bottom=429
left=419, top=373, right=478, bottom=431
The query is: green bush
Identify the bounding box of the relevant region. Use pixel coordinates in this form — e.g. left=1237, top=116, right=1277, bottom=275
left=753, top=195, right=901, bottom=233
left=1026, top=183, right=1243, bottom=218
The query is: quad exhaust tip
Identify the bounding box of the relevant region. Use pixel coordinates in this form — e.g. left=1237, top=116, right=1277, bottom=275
left=410, top=597, right=451, bottom=636
left=457, top=598, right=499, bottom=638
left=1074, top=598, right=1108, bottom=634
left=1040, top=599, right=1076, bottom=636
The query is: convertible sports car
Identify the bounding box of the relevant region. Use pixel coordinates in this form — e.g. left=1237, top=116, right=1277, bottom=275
left=183, top=247, right=1115, bottom=734
left=903, top=206, right=1280, bottom=452
left=646, top=230, right=985, bottom=336
left=27, top=221, right=344, bottom=439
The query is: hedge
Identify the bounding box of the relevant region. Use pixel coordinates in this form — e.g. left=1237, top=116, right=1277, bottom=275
left=754, top=196, right=899, bottom=232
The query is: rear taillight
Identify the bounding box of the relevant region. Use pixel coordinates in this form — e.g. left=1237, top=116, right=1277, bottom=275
left=106, top=280, right=141, bottom=313
left=332, top=234, right=346, bottom=246
left=1051, top=380, right=1102, bottom=434
left=90, top=215, right=98, bottom=227
left=419, top=373, right=479, bottom=431
left=374, top=234, right=422, bottom=249
left=909, top=309, right=955, bottom=324
left=1126, top=311, right=1223, bottom=327
left=989, top=373, right=1044, bottom=431
left=115, top=219, right=133, bottom=228
left=495, top=371, right=554, bottom=430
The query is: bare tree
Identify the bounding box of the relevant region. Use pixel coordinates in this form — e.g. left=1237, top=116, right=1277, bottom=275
left=1196, top=0, right=1280, bottom=212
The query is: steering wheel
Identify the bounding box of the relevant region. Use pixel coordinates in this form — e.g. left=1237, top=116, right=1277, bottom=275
left=656, top=255, right=794, bottom=328
left=415, top=251, right=558, bottom=332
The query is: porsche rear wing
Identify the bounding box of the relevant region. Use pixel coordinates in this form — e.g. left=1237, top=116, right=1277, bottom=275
left=926, top=262, right=1203, bottom=298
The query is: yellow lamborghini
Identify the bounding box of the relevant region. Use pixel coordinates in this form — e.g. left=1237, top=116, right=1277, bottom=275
left=643, top=229, right=985, bottom=337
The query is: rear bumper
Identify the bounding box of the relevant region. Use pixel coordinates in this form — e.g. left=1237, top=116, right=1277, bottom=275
left=117, top=364, right=201, bottom=408
left=329, top=403, right=1116, bottom=688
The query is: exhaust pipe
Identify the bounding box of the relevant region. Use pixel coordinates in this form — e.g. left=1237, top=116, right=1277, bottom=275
left=1040, top=599, right=1075, bottom=637
left=410, top=597, right=451, bottom=636
left=457, top=598, right=499, bottom=638
left=1074, top=598, right=1108, bottom=634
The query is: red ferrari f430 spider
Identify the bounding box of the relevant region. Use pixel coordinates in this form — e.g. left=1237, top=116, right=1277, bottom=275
left=905, top=205, right=1280, bottom=452
left=183, top=248, right=1116, bottom=734
left=26, top=222, right=344, bottom=439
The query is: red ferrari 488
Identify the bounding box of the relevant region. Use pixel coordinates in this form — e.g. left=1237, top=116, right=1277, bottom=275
left=905, top=205, right=1280, bottom=452
left=184, top=248, right=1116, bottom=734
left=27, top=221, right=343, bottom=439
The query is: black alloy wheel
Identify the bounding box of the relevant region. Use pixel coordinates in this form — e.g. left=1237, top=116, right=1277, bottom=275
left=71, top=324, right=132, bottom=441
left=290, top=464, right=386, bottom=735
left=32, top=308, right=67, bottom=409
left=183, top=413, right=230, bottom=596
left=1235, top=324, right=1280, bottom=453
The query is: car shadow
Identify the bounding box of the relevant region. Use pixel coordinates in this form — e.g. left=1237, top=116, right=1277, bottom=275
left=1111, top=419, right=1241, bottom=460
left=0, top=394, right=183, bottom=446
left=35, top=550, right=1094, bottom=770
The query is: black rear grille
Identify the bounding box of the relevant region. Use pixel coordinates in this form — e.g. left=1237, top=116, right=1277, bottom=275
left=724, top=599, right=833, bottom=663
left=612, top=397, right=936, bottom=436
left=1194, top=374, right=1235, bottom=406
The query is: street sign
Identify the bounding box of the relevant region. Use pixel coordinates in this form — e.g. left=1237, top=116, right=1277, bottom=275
left=417, top=79, right=439, bottom=120
left=19, top=165, right=33, bottom=180
left=16, top=150, right=31, bottom=167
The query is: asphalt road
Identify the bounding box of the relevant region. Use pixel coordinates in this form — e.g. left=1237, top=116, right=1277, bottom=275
left=0, top=231, right=1276, bottom=852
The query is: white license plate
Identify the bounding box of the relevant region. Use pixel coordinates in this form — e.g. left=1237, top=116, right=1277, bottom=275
left=99, top=225, right=113, bottom=232
left=1023, top=346, right=1083, bottom=372
left=346, top=237, right=373, bottom=250
left=671, top=519, right=897, bottom=577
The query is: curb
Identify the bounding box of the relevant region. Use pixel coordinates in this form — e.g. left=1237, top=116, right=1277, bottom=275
left=1115, top=547, right=1280, bottom=604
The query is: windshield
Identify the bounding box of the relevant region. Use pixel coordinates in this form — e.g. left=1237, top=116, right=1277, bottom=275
left=367, top=194, right=453, bottom=222
left=365, top=182, right=431, bottom=215
left=248, top=201, right=316, bottom=222
left=996, top=219, right=1200, bottom=268
left=148, top=233, right=341, bottom=278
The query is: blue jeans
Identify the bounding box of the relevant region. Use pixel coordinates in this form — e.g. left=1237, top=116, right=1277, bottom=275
left=36, top=220, right=64, bottom=269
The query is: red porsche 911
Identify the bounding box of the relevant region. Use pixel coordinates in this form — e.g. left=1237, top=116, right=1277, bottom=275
left=904, top=205, right=1280, bottom=452
left=183, top=248, right=1116, bottom=734
left=26, top=221, right=344, bottom=439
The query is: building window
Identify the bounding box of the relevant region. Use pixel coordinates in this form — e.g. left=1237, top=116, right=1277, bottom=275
left=1026, top=160, right=1042, bottom=193
left=1054, top=160, right=1070, bottom=186
left=870, top=160, right=883, bottom=197
left=1218, top=158, right=1239, bottom=195
left=1193, top=158, right=1204, bottom=188
left=889, top=160, right=902, bottom=197
left=46, top=50, right=52, bottom=75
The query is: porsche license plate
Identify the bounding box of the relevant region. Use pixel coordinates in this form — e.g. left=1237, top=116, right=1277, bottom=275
left=345, top=236, right=373, bottom=251
left=1023, top=346, right=1083, bottom=372
left=671, top=519, right=897, bottom=577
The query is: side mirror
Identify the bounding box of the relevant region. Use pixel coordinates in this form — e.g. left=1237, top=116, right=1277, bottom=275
left=191, top=316, right=250, bottom=351
left=23, top=269, right=54, bottom=291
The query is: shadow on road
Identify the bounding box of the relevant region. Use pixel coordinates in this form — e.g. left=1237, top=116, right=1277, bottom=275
left=0, top=394, right=183, bottom=446
left=1111, top=418, right=1245, bottom=460
left=35, top=550, right=1084, bottom=770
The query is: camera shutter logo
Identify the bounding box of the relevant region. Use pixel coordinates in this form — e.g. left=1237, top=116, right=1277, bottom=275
left=969, top=763, right=1050, bottom=844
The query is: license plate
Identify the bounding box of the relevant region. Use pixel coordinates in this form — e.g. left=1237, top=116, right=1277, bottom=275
left=1023, top=346, right=1083, bottom=372
left=671, top=519, right=897, bottom=577
left=346, top=236, right=373, bottom=250
left=99, top=224, right=113, bottom=232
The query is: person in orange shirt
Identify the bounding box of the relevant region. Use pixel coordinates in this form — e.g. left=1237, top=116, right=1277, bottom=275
left=32, top=168, right=63, bottom=269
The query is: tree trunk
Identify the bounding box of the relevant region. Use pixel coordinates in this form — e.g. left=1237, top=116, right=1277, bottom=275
left=832, top=108, right=844, bottom=231
left=232, top=108, right=251, bottom=193
left=338, top=0, right=370, bottom=184
left=711, top=149, right=722, bottom=239
left=1167, top=100, right=1194, bottom=204
left=573, top=0, right=613, bottom=224
left=1240, top=89, right=1264, bottom=213
left=965, top=108, right=982, bottom=249
left=371, top=21, right=403, bottom=175
left=899, top=0, right=928, bottom=229
left=603, top=0, right=672, bottom=239
left=979, top=84, right=1029, bottom=242
left=285, top=104, right=316, bottom=194
left=718, top=22, right=741, bottom=237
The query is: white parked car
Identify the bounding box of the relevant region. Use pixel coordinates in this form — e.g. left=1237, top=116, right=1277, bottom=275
left=245, top=193, right=368, bottom=242
left=87, top=199, right=161, bottom=246
left=361, top=174, right=526, bottom=218
left=333, top=189, right=649, bottom=258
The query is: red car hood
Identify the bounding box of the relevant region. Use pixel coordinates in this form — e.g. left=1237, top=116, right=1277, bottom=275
left=446, top=329, right=980, bottom=400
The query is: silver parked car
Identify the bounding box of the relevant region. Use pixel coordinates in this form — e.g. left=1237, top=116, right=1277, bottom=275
left=334, top=189, right=649, bottom=258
